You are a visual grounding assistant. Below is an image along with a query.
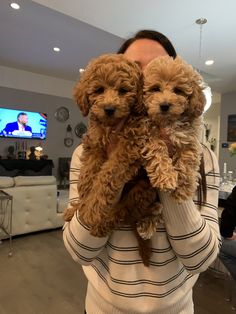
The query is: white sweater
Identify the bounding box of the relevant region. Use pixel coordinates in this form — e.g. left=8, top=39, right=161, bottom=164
left=63, top=144, right=220, bottom=314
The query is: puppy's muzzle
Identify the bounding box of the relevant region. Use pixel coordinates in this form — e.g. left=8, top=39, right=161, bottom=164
left=104, top=106, right=116, bottom=117
left=160, top=102, right=170, bottom=113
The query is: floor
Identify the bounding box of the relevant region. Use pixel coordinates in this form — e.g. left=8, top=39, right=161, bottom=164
left=0, top=229, right=235, bottom=314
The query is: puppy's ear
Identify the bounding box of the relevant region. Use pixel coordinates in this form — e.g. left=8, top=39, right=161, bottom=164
left=187, top=79, right=206, bottom=119
left=73, top=80, right=90, bottom=117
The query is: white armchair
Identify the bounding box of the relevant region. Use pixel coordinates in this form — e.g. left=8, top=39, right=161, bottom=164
left=0, top=176, right=64, bottom=236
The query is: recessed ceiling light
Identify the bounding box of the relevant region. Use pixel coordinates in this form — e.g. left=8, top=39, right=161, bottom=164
left=53, top=47, right=61, bottom=52
left=10, top=3, right=20, bottom=10
left=205, top=60, right=214, bottom=66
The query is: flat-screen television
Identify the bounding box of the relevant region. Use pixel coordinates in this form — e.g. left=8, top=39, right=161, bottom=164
left=0, top=107, right=47, bottom=139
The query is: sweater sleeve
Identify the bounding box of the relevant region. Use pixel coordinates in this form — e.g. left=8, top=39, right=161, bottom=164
left=63, top=145, right=109, bottom=266
left=158, top=147, right=221, bottom=274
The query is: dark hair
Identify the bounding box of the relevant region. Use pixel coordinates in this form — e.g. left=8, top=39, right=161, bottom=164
left=118, top=29, right=177, bottom=58
left=17, top=112, right=27, bottom=119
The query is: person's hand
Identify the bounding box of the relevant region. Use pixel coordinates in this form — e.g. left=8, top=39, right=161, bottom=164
left=226, top=232, right=236, bottom=240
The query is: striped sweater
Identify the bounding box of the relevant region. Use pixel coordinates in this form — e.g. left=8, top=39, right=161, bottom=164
left=63, top=144, right=220, bottom=314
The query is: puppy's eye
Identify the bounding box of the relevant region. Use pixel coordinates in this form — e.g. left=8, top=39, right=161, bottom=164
left=174, top=87, right=184, bottom=95
left=118, top=88, right=129, bottom=95
left=94, top=87, right=104, bottom=94
left=149, top=86, right=160, bottom=92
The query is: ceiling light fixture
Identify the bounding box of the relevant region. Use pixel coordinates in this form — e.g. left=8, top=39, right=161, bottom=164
left=205, top=60, right=214, bottom=66
left=79, top=68, right=85, bottom=73
left=203, top=85, right=212, bottom=112
left=53, top=47, right=61, bottom=52
left=10, top=2, right=20, bottom=9
left=195, top=18, right=212, bottom=113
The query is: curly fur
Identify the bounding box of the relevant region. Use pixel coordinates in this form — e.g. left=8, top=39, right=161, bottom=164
left=115, top=168, right=163, bottom=266
left=63, top=54, right=161, bottom=266
left=142, top=56, right=205, bottom=201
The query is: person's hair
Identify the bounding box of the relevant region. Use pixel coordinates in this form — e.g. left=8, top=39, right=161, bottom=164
left=118, top=29, right=208, bottom=207
left=17, top=112, right=27, bottom=119
left=117, top=29, right=177, bottom=58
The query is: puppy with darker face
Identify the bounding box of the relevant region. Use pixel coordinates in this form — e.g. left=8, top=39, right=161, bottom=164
left=143, top=56, right=205, bottom=201
left=64, top=54, right=162, bottom=266
left=75, top=54, right=144, bottom=123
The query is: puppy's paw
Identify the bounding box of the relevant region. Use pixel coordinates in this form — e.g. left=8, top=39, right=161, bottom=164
left=136, top=217, right=158, bottom=240
left=152, top=203, right=164, bottom=224
left=151, top=171, right=177, bottom=191
left=90, top=224, right=111, bottom=238
left=63, top=207, right=76, bottom=222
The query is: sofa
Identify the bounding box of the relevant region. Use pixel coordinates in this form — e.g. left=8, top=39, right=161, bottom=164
left=0, top=176, right=66, bottom=237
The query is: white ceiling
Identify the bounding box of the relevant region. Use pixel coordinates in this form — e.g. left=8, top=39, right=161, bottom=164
left=1, top=0, right=236, bottom=94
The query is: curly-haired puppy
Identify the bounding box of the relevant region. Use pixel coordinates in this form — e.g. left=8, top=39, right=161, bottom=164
left=142, top=56, right=205, bottom=201
left=64, top=54, right=162, bottom=264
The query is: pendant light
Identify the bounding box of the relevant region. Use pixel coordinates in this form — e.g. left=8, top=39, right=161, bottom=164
left=195, top=18, right=212, bottom=112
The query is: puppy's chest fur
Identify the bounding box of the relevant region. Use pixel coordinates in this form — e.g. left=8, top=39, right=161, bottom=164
left=83, top=116, right=149, bottom=153
left=150, top=117, right=202, bottom=153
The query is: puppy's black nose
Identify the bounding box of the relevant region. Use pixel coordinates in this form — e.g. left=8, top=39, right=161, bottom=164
left=160, top=103, right=170, bottom=112
left=104, top=106, right=116, bottom=116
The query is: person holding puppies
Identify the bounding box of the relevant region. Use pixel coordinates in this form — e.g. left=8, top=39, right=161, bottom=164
left=219, top=186, right=236, bottom=281
left=63, top=29, right=220, bottom=314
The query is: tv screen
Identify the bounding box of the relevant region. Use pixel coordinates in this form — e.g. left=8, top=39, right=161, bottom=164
left=0, top=107, right=47, bottom=140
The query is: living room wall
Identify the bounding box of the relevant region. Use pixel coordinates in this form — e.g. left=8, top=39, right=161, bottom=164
left=0, top=85, right=87, bottom=179
left=1, top=66, right=234, bottom=182
left=219, top=91, right=236, bottom=175
left=203, top=101, right=221, bottom=159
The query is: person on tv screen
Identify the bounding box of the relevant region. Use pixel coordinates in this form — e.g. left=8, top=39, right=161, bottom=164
left=3, top=112, right=32, bottom=137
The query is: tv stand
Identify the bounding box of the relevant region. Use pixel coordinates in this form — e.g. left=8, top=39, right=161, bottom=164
left=0, top=159, right=54, bottom=177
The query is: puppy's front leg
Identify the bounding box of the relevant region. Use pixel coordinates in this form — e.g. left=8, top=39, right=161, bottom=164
left=77, top=147, right=106, bottom=199
left=173, top=147, right=201, bottom=201
left=142, top=139, right=177, bottom=191
left=63, top=147, right=106, bottom=222
left=80, top=144, right=140, bottom=236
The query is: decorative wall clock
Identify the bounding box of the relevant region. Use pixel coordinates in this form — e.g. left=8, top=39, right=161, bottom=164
left=64, top=137, right=74, bottom=147
left=55, top=106, right=70, bottom=122
left=74, top=122, right=87, bottom=138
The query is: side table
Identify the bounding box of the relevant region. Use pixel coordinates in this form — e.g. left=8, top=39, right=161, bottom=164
left=0, top=190, right=13, bottom=256
left=57, top=189, right=69, bottom=214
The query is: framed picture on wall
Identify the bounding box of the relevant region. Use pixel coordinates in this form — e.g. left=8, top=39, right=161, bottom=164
left=227, top=114, right=236, bottom=141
